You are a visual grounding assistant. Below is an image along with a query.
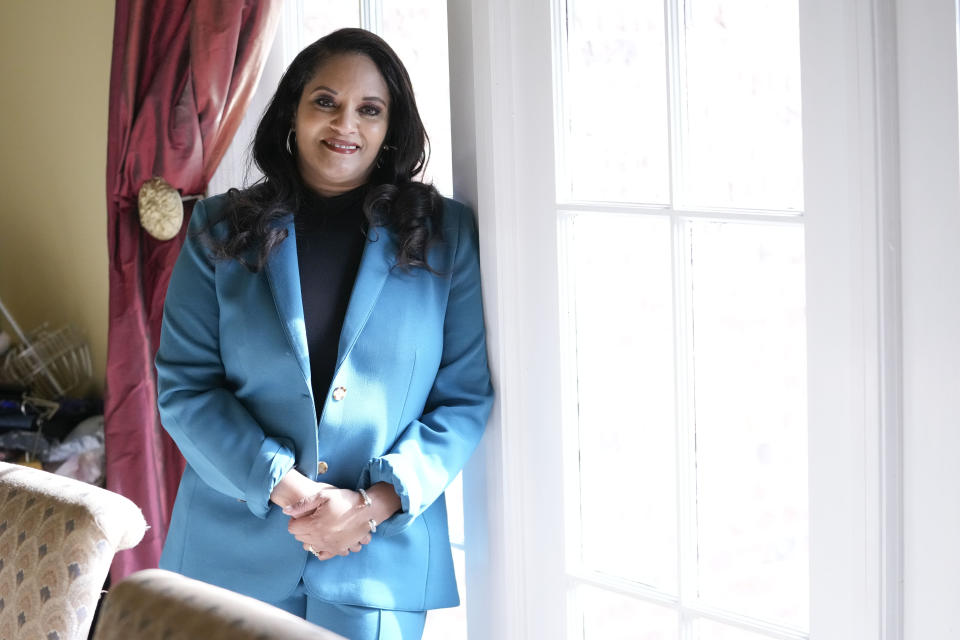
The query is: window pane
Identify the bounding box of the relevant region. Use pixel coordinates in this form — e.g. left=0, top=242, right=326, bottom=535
left=381, top=0, right=453, bottom=194
left=681, top=1, right=803, bottom=210
left=564, top=0, right=670, bottom=204
left=566, top=213, right=677, bottom=591
left=690, top=221, right=808, bottom=629
left=695, top=619, right=779, bottom=640
left=301, top=1, right=360, bottom=41
left=577, top=585, right=679, bottom=640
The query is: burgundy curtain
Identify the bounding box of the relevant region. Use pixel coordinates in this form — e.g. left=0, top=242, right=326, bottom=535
left=105, top=0, right=281, bottom=580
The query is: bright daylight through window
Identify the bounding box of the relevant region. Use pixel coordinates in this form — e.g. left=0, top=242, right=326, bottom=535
left=557, top=1, right=808, bottom=638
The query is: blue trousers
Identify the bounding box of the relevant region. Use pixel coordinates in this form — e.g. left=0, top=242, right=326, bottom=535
left=269, top=581, right=427, bottom=640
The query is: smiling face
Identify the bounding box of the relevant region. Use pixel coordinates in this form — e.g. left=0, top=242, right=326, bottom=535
left=293, top=53, right=390, bottom=196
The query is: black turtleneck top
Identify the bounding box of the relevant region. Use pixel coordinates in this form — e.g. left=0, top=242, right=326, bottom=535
left=294, top=186, right=368, bottom=419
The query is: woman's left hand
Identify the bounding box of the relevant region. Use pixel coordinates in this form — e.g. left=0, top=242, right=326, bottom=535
left=285, top=488, right=374, bottom=559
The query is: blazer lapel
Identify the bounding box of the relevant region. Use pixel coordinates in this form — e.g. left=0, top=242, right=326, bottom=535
left=264, top=217, right=397, bottom=389
left=335, top=226, right=397, bottom=371
left=265, top=216, right=312, bottom=387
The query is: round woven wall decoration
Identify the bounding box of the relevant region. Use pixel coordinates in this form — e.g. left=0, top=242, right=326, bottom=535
left=137, top=176, right=183, bottom=241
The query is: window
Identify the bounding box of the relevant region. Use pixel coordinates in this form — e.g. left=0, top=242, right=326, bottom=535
left=558, top=1, right=807, bottom=636
left=448, top=0, right=897, bottom=637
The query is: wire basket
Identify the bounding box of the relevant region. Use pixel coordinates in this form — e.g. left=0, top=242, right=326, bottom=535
left=0, top=294, right=92, bottom=400
left=1, top=324, right=92, bottom=399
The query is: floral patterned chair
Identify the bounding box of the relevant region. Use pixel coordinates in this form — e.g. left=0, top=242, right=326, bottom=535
left=0, top=460, right=146, bottom=640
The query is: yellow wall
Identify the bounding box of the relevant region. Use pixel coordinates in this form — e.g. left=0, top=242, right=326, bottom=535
left=0, top=1, right=115, bottom=395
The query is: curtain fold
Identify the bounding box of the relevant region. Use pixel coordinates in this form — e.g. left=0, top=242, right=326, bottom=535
left=105, top=0, right=282, bottom=580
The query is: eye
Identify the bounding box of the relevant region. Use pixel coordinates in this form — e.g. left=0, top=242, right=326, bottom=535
left=359, top=104, right=383, bottom=117
left=313, top=95, right=336, bottom=109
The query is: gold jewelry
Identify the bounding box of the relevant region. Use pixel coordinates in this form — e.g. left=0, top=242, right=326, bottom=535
left=368, top=519, right=377, bottom=533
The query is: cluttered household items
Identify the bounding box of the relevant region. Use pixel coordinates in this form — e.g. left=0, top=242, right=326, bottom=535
left=0, top=294, right=104, bottom=485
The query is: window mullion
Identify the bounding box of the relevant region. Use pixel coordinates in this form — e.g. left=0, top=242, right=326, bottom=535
left=360, top=0, right=383, bottom=34
left=553, top=0, right=572, bottom=204
left=665, top=0, right=688, bottom=209
left=558, top=212, right=585, bottom=640
left=285, top=1, right=305, bottom=65
left=556, top=213, right=585, bottom=574
left=672, top=214, right=698, bottom=640
left=559, top=202, right=804, bottom=224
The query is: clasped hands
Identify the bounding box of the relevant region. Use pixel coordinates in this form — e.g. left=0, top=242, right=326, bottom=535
left=270, top=470, right=401, bottom=561
left=284, top=485, right=372, bottom=560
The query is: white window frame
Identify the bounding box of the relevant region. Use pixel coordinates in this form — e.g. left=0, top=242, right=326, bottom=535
left=896, top=0, right=960, bottom=638
left=448, top=0, right=904, bottom=638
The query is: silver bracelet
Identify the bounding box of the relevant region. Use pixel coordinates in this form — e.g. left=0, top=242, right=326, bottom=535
left=368, top=518, right=377, bottom=533
left=358, top=487, right=372, bottom=508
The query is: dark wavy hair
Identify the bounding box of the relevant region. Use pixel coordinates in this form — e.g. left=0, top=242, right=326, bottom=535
left=203, top=28, right=443, bottom=272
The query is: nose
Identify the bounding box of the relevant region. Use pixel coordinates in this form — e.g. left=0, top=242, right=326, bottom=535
left=330, top=107, right=358, bottom=134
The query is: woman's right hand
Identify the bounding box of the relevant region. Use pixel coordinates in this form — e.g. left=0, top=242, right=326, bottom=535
left=269, top=468, right=333, bottom=510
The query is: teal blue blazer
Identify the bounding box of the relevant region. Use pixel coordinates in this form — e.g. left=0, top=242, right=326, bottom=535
left=155, top=193, right=493, bottom=610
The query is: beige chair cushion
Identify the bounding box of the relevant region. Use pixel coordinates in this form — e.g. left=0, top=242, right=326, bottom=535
left=0, top=461, right=146, bottom=640
left=93, top=569, right=345, bottom=640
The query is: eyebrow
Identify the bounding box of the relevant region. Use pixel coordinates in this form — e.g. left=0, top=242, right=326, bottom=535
left=309, top=85, right=388, bottom=106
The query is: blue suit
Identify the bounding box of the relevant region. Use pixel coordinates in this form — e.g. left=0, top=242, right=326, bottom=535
left=155, top=193, right=493, bottom=611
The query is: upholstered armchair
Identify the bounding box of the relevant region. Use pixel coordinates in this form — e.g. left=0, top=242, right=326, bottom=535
left=0, top=461, right=146, bottom=640
left=93, top=569, right=344, bottom=640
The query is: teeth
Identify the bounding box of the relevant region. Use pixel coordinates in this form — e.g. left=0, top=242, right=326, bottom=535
left=330, top=142, right=357, bottom=150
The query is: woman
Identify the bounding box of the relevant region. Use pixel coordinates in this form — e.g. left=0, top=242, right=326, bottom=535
left=155, top=28, right=493, bottom=639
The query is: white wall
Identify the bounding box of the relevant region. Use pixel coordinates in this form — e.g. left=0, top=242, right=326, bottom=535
left=897, top=0, right=960, bottom=637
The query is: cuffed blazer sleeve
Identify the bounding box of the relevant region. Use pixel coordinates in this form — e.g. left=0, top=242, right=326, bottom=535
left=155, top=200, right=295, bottom=518
left=358, top=202, right=494, bottom=536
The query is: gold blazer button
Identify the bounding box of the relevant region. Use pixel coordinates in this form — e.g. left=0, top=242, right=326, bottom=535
left=332, top=386, right=347, bottom=401
left=317, top=461, right=329, bottom=475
